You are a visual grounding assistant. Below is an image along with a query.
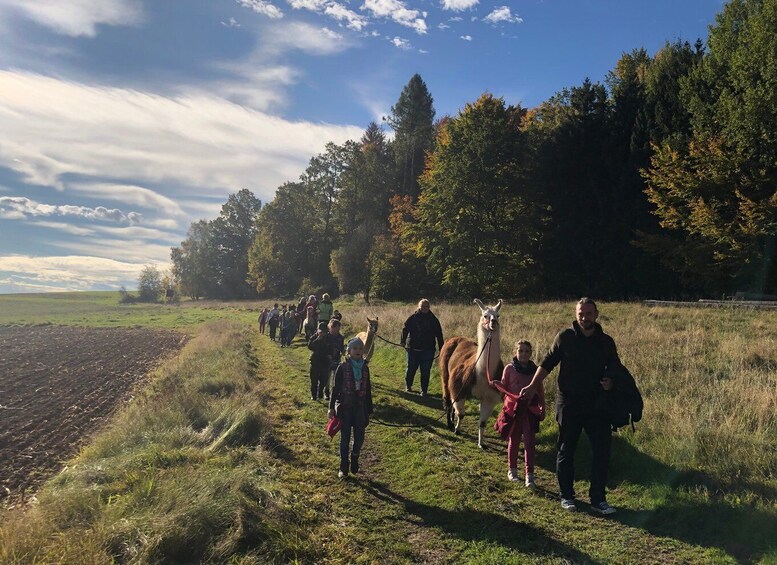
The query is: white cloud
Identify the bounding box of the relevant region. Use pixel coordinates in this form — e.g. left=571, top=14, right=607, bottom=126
left=362, top=0, right=427, bottom=35
left=221, top=17, right=241, bottom=27
left=0, top=196, right=141, bottom=224
left=261, top=21, right=352, bottom=55
left=324, top=3, right=369, bottom=31
left=0, top=255, right=159, bottom=292
left=288, top=0, right=328, bottom=9
left=438, top=23, right=450, bottom=29
left=237, top=0, right=284, bottom=19
left=449, top=16, right=463, bottom=21
left=287, top=0, right=370, bottom=31
left=0, top=0, right=143, bottom=37
left=31, top=221, right=96, bottom=237
left=68, top=182, right=185, bottom=217
left=0, top=70, right=363, bottom=208
left=419, top=49, right=429, bottom=54
left=484, top=6, right=523, bottom=24
left=460, top=34, right=472, bottom=41
left=208, top=64, right=301, bottom=111
left=390, top=36, right=412, bottom=50
left=440, top=0, right=479, bottom=11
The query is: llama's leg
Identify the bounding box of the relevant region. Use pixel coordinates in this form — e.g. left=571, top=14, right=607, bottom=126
left=453, top=399, right=466, bottom=435
left=478, top=398, right=498, bottom=449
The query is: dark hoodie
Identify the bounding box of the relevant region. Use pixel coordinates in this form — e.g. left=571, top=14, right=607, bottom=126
left=401, top=309, right=444, bottom=351
left=540, top=321, right=620, bottom=410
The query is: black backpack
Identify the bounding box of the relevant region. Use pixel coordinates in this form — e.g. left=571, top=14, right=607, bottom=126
left=603, top=364, right=643, bottom=431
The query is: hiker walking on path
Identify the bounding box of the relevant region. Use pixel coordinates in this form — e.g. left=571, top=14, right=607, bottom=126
left=280, top=308, right=295, bottom=347
left=258, top=307, right=269, bottom=335
left=267, top=303, right=280, bottom=341
left=328, top=337, right=373, bottom=478
left=491, top=340, right=545, bottom=488
left=401, top=298, right=444, bottom=396
left=325, top=318, right=345, bottom=400
left=296, top=297, right=307, bottom=334
left=308, top=322, right=331, bottom=400
left=318, top=293, right=334, bottom=325
left=519, top=298, right=621, bottom=515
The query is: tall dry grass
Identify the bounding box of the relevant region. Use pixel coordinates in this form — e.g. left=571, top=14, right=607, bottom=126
left=339, top=298, right=776, bottom=490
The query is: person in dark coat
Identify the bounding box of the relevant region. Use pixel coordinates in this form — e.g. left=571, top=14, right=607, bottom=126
left=400, top=298, right=444, bottom=396
left=520, top=298, right=621, bottom=516
left=308, top=322, right=331, bottom=400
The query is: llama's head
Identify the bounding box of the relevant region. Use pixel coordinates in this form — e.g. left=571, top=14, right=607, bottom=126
left=474, top=299, right=503, bottom=332
left=367, top=317, right=379, bottom=334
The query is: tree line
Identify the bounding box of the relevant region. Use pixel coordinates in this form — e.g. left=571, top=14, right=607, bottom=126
left=171, top=0, right=777, bottom=301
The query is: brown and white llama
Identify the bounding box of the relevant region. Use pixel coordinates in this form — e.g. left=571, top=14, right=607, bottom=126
left=440, top=299, right=504, bottom=448
left=355, top=317, right=379, bottom=362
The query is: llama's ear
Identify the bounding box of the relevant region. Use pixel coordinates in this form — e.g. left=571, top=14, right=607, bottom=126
left=473, top=298, right=485, bottom=311
left=495, top=299, right=503, bottom=312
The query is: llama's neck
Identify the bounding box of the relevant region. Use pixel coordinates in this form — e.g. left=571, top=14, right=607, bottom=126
left=475, top=325, right=500, bottom=380
left=364, top=329, right=375, bottom=347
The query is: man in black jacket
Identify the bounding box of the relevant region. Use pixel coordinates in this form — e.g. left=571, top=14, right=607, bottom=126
left=520, top=298, right=620, bottom=515
left=401, top=298, right=444, bottom=396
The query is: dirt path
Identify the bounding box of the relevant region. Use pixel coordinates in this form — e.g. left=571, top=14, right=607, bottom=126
left=0, top=326, right=186, bottom=502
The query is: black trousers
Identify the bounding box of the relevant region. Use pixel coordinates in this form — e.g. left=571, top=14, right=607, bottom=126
left=556, top=405, right=612, bottom=504
left=310, top=364, right=329, bottom=399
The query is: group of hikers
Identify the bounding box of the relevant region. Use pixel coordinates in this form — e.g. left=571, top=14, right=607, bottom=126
left=257, top=293, right=342, bottom=346
left=259, top=295, right=635, bottom=516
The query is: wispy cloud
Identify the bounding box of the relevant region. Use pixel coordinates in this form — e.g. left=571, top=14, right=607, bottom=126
left=0, top=70, right=363, bottom=207
left=221, top=17, right=241, bottom=27
left=237, top=0, right=284, bottom=19
left=484, top=6, right=523, bottom=24
left=362, top=0, right=427, bottom=34
left=260, top=21, right=352, bottom=55
left=0, top=196, right=141, bottom=224
left=0, top=255, right=159, bottom=292
left=438, top=22, right=450, bottom=29
left=68, top=182, right=185, bottom=218
left=460, top=34, right=472, bottom=41
left=440, top=0, right=479, bottom=11
left=0, top=0, right=143, bottom=37
left=287, top=0, right=369, bottom=31
left=390, top=36, right=412, bottom=50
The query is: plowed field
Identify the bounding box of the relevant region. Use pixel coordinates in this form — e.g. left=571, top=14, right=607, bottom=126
left=0, top=325, right=186, bottom=501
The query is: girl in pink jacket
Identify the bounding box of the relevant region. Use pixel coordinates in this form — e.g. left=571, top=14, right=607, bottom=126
left=492, top=340, right=545, bottom=488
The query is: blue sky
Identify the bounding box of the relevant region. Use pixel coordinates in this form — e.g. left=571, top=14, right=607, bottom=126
left=0, top=0, right=722, bottom=293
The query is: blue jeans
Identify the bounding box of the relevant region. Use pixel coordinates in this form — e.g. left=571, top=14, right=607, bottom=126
left=339, top=406, right=366, bottom=472
left=405, top=349, right=435, bottom=393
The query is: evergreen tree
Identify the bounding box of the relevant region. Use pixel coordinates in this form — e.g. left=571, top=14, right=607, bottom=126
left=386, top=74, right=436, bottom=200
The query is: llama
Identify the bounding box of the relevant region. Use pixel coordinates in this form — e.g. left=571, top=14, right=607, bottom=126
left=439, top=299, right=504, bottom=448
left=355, top=317, right=379, bottom=362
left=302, top=306, right=317, bottom=343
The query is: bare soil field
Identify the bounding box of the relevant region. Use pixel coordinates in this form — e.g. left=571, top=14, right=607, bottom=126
left=0, top=325, right=186, bottom=502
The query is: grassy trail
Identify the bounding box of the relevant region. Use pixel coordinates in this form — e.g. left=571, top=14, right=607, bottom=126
left=254, top=328, right=735, bottom=564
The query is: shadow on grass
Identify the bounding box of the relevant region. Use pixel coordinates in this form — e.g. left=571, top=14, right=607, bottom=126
left=531, top=428, right=776, bottom=562
left=359, top=479, right=598, bottom=563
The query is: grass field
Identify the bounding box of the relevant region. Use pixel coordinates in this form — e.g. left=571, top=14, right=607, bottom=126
left=0, top=293, right=775, bottom=563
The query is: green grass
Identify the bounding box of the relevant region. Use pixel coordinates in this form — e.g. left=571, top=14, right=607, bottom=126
left=1, top=295, right=775, bottom=563
left=0, top=291, right=259, bottom=330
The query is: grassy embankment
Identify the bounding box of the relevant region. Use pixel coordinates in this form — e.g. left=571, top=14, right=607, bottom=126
left=0, top=295, right=775, bottom=563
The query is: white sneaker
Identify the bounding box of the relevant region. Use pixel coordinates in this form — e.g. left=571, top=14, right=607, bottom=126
left=507, top=468, right=520, bottom=482
left=592, top=501, right=616, bottom=515
left=561, top=498, right=577, bottom=512
left=525, top=473, right=536, bottom=489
